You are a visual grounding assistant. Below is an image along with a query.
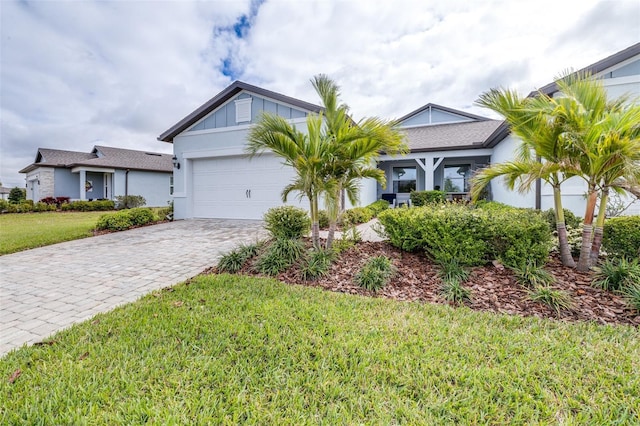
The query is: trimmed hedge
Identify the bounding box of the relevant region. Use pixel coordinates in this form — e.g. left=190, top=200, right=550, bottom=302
left=340, top=207, right=374, bottom=226
left=603, top=216, right=640, bottom=260
left=96, top=208, right=158, bottom=231
left=264, top=206, right=310, bottom=239
left=410, top=190, right=447, bottom=206
left=61, top=200, right=115, bottom=212
left=378, top=204, right=551, bottom=268
left=0, top=200, right=56, bottom=213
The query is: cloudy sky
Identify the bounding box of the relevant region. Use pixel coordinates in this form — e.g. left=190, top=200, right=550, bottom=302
left=1, top=0, right=638, bottom=187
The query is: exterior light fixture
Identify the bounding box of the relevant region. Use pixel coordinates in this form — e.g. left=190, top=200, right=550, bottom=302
left=172, top=155, right=180, bottom=169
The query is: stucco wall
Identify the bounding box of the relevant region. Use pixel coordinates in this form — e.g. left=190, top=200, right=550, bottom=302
left=111, top=170, right=171, bottom=207
left=54, top=168, right=80, bottom=198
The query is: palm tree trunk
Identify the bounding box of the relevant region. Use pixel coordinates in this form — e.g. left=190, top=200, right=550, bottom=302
left=590, top=188, right=609, bottom=264
left=310, top=194, right=320, bottom=248
left=325, top=186, right=341, bottom=251
left=553, top=186, right=576, bottom=268
left=577, top=189, right=598, bottom=272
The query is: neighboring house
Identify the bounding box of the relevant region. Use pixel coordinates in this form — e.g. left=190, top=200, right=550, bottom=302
left=19, top=146, right=173, bottom=207
left=161, top=43, right=640, bottom=220
left=0, top=186, right=10, bottom=200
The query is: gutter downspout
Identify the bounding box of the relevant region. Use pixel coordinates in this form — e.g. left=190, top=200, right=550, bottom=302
left=125, top=169, right=129, bottom=209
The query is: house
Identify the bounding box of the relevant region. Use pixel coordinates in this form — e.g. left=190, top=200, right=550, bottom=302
left=0, top=186, right=10, bottom=200
left=161, top=43, right=640, bottom=220
left=19, top=145, right=174, bottom=207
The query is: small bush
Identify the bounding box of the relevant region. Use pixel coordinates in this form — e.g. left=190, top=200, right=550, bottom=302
left=410, top=190, right=446, bottom=206
left=264, top=206, right=311, bottom=239
left=333, top=226, right=362, bottom=254
left=96, top=208, right=157, bottom=231
left=540, top=208, right=582, bottom=231
left=528, top=286, right=574, bottom=314
left=254, top=238, right=305, bottom=276
left=317, top=210, right=329, bottom=229
left=441, top=279, right=471, bottom=303
left=0, top=199, right=9, bottom=212
left=355, top=256, right=396, bottom=291
left=511, top=261, right=555, bottom=288
left=367, top=200, right=390, bottom=216
left=32, top=202, right=56, bottom=212
left=621, top=284, right=640, bottom=312
left=603, top=216, right=640, bottom=260
left=61, top=200, right=115, bottom=212
left=115, top=195, right=146, bottom=209
left=340, top=207, right=374, bottom=226
left=438, top=259, right=470, bottom=282
left=592, top=258, right=640, bottom=292
left=96, top=211, right=133, bottom=231
left=217, top=243, right=260, bottom=273
left=301, top=249, right=335, bottom=281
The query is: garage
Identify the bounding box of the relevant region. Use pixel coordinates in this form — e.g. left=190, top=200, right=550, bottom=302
left=191, top=155, right=306, bottom=219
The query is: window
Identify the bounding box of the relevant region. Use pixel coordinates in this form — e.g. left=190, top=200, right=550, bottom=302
left=443, top=164, right=471, bottom=193
left=392, top=167, right=416, bottom=193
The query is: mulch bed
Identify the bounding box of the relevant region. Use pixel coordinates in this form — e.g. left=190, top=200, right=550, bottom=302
left=207, top=240, right=639, bottom=327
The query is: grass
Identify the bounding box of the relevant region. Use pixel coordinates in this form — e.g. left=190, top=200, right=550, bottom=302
left=2, top=274, right=639, bottom=424
left=0, top=211, right=106, bottom=255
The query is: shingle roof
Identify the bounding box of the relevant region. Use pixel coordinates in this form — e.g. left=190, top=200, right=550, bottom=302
left=402, top=120, right=504, bottom=152
left=19, top=146, right=173, bottom=173
left=158, top=80, right=323, bottom=143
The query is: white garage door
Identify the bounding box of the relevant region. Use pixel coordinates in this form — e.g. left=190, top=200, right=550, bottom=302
left=191, top=155, right=306, bottom=219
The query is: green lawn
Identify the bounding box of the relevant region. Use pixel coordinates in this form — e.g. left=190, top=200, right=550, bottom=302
left=0, top=211, right=106, bottom=255
left=1, top=274, right=638, bottom=424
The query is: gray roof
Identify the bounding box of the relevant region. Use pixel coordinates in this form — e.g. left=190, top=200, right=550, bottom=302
left=19, top=146, right=173, bottom=174
left=402, top=120, right=504, bottom=152
left=159, top=80, right=323, bottom=143
left=0, top=186, right=11, bottom=195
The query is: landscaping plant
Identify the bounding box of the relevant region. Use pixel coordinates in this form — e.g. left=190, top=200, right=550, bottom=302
left=592, top=258, right=640, bottom=292
left=355, top=256, right=396, bottom=291
left=217, top=243, right=261, bottom=274
left=602, top=216, right=640, bottom=261
left=511, top=261, right=555, bottom=288
left=253, top=238, right=305, bottom=276
left=409, top=190, right=446, bottom=206
left=437, top=258, right=470, bottom=283
left=263, top=206, right=311, bottom=240
left=301, top=248, right=335, bottom=281
left=621, top=284, right=640, bottom=312
left=528, top=286, right=574, bottom=314
left=441, top=279, right=471, bottom=303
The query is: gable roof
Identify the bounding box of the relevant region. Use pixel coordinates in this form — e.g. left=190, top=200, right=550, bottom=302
left=486, top=43, right=640, bottom=148
left=403, top=120, right=503, bottom=152
left=158, top=80, right=323, bottom=143
left=19, top=146, right=173, bottom=174
left=533, top=42, right=640, bottom=97
left=397, top=102, right=490, bottom=125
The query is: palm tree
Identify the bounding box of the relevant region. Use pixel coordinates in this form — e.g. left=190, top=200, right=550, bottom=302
left=311, top=74, right=407, bottom=249
left=471, top=88, right=579, bottom=267
left=548, top=74, right=640, bottom=270
left=246, top=112, right=333, bottom=248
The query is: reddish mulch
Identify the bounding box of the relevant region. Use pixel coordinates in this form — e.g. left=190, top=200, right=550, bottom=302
left=208, top=241, right=639, bottom=327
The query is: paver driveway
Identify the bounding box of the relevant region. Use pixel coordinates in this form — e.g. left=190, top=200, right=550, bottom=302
left=0, top=219, right=267, bottom=356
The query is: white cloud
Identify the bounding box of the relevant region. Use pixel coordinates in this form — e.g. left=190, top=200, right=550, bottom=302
left=1, top=0, right=638, bottom=187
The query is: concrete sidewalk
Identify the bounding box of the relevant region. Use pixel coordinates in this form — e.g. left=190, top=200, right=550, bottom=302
left=0, top=219, right=267, bottom=357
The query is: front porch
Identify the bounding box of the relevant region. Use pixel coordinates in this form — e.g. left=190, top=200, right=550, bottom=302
left=377, top=149, right=492, bottom=204
left=71, top=167, right=116, bottom=201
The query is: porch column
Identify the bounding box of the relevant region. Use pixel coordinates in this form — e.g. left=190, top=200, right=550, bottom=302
left=416, top=156, right=438, bottom=191
left=79, top=170, right=86, bottom=200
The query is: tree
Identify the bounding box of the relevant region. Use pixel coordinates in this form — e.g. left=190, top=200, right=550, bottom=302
left=246, top=112, right=332, bottom=248
left=247, top=75, right=408, bottom=250
left=471, top=88, right=579, bottom=267
left=545, top=74, right=640, bottom=271
left=310, top=74, right=407, bottom=249
left=8, top=187, right=26, bottom=204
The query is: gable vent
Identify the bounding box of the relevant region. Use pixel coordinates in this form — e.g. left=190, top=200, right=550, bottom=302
left=235, top=98, right=252, bottom=123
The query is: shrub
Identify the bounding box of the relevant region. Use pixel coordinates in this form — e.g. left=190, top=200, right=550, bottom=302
left=511, top=261, right=555, bottom=288
left=540, top=208, right=582, bottom=231
left=40, top=196, right=57, bottom=205
left=217, top=243, right=261, bottom=273
left=621, top=284, right=640, bottom=312
left=115, top=195, right=146, bottom=209
left=378, top=204, right=551, bottom=268
left=333, top=226, right=362, bottom=254
left=0, top=199, right=9, bottom=212
left=592, top=258, right=640, bottom=292
left=264, top=206, right=311, bottom=240
left=301, top=249, right=335, bottom=281
left=254, top=238, right=305, bottom=276
left=603, top=216, right=640, bottom=260
left=32, top=202, right=56, bottom=212
left=355, top=256, right=396, bottom=291
left=317, top=210, right=329, bottom=229
left=410, top=190, right=446, bottom=206
left=367, top=200, right=390, bottom=216
left=61, top=200, right=115, bottom=212
left=96, top=211, right=133, bottom=231
left=8, top=187, right=26, bottom=204
left=528, top=286, right=574, bottom=314
left=441, top=279, right=471, bottom=303
left=96, top=208, right=157, bottom=231
left=340, top=207, right=374, bottom=226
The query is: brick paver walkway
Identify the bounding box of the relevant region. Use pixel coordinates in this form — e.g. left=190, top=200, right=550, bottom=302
left=0, top=219, right=267, bottom=356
